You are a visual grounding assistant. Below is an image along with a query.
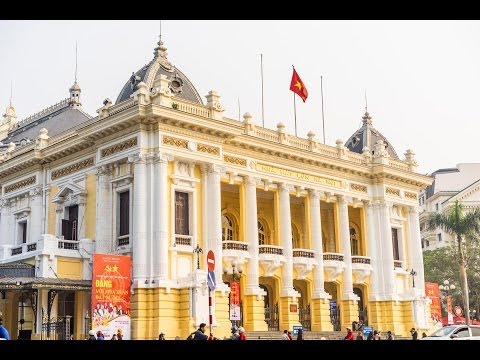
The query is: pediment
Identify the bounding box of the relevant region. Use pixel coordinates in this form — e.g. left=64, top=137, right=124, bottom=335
left=52, top=182, right=86, bottom=203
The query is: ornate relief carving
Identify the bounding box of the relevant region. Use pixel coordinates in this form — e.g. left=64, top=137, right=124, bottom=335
left=5, top=176, right=36, bottom=194
left=0, top=198, right=10, bottom=209
left=177, top=162, right=190, bottom=176
left=197, top=143, right=219, bottom=155
left=29, top=187, right=43, bottom=199
left=127, top=152, right=146, bottom=164
left=101, top=138, right=137, bottom=158
left=207, top=164, right=226, bottom=175
left=223, top=155, right=246, bottom=166
left=405, top=191, right=418, bottom=200
left=163, top=135, right=188, bottom=149
left=51, top=158, right=94, bottom=180
left=350, top=183, right=367, bottom=193
left=95, top=165, right=112, bottom=176
left=386, top=187, right=401, bottom=197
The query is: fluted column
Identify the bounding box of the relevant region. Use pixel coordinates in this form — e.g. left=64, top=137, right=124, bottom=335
left=29, top=187, right=43, bottom=243
left=244, top=176, right=260, bottom=293
left=95, top=165, right=112, bottom=253
left=207, top=164, right=225, bottom=282
left=55, top=203, right=63, bottom=237
left=327, top=206, right=336, bottom=252
left=379, top=201, right=396, bottom=297
left=279, top=183, right=295, bottom=295
left=310, top=190, right=327, bottom=298
left=77, top=195, right=86, bottom=240
left=338, top=196, right=354, bottom=299
left=408, top=206, right=425, bottom=295
left=365, top=201, right=379, bottom=299
left=130, top=153, right=148, bottom=282
left=153, top=153, right=172, bottom=282
left=0, top=199, right=10, bottom=246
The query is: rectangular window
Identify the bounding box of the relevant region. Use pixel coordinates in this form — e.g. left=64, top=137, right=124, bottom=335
left=62, top=205, right=78, bottom=240
left=119, top=191, right=130, bottom=236
left=437, top=233, right=442, bottom=242
left=391, top=228, right=400, bottom=261
left=435, top=203, right=439, bottom=211
left=175, top=191, right=189, bottom=235
left=19, top=221, right=27, bottom=244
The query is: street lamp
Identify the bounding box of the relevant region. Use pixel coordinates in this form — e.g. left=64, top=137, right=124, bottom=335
left=193, top=245, right=203, bottom=270
left=223, top=260, right=243, bottom=327
left=409, top=269, right=417, bottom=288
left=439, top=280, right=456, bottom=325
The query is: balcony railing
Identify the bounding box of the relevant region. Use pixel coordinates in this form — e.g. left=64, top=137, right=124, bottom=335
left=293, top=249, right=315, bottom=258
left=117, top=235, right=130, bottom=246
left=174, top=235, right=193, bottom=247
left=352, top=256, right=371, bottom=265
left=222, top=241, right=248, bottom=251
left=27, top=243, right=37, bottom=252
left=323, top=252, right=344, bottom=261
left=11, top=246, right=23, bottom=256
left=394, top=260, right=403, bottom=269
left=58, top=240, right=79, bottom=250
left=259, top=245, right=283, bottom=255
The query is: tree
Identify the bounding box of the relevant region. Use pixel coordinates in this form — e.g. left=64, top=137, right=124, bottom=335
left=427, top=200, right=480, bottom=325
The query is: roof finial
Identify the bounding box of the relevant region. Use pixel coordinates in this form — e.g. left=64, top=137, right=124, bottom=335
left=362, top=89, right=372, bottom=126
left=9, top=80, right=13, bottom=107
left=75, top=42, right=78, bottom=84
left=159, top=19, right=162, bottom=43
left=364, top=89, right=368, bottom=113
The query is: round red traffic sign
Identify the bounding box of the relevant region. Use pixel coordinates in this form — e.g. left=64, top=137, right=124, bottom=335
left=207, top=250, right=215, bottom=272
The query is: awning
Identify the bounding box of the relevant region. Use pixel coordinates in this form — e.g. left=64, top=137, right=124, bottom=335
left=0, top=277, right=91, bottom=291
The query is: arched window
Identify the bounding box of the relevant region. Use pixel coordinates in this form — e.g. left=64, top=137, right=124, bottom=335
left=222, top=215, right=234, bottom=241
left=292, top=223, right=300, bottom=249
left=350, top=227, right=359, bottom=256
left=258, top=220, right=266, bottom=245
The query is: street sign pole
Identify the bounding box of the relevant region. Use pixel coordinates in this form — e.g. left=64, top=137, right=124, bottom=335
left=206, top=251, right=216, bottom=336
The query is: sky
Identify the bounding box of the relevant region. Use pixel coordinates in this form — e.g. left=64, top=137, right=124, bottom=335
left=0, top=20, right=479, bottom=174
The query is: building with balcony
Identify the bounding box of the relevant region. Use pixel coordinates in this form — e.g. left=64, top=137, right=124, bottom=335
left=0, top=37, right=432, bottom=339
left=419, top=163, right=480, bottom=251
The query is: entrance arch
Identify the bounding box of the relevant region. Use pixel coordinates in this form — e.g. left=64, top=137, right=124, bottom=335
left=353, top=286, right=367, bottom=324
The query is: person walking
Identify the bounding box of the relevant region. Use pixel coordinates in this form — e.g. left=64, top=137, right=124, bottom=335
left=238, top=327, right=247, bottom=340
left=282, top=330, right=290, bottom=340
left=386, top=331, right=394, bottom=340
left=0, top=318, right=10, bottom=340
left=356, top=330, right=364, bottom=340
left=87, top=329, right=96, bottom=340
left=193, top=323, right=208, bottom=340
left=410, top=328, right=418, bottom=340
left=344, top=327, right=355, bottom=340
left=296, top=328, right=303, bottom=340
left=158, top=332, right=166, bottom=340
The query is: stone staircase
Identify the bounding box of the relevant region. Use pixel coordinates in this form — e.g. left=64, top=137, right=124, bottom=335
left=248, top=331, right=410, bottom=340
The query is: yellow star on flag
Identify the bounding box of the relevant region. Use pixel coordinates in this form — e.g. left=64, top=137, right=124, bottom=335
left=294, top=81, right=302, bottom=90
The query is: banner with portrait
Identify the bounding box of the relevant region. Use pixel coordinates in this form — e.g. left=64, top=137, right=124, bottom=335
left=425, top=282, right=442, bottom=322
left=229, top=281, right=241, bottom=321
left=92, top=254, right=131, bottom=339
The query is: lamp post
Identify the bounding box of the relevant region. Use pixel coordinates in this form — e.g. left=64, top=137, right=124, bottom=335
left=439, top=280, right=456, bottom=325
left=193, top=245, right=203, bottom=270
left=409, top=269, right=417, bottom=288
left=223, top=260, right=243, bottom=327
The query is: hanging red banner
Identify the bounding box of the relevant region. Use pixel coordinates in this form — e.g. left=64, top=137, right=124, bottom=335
left=230, top=281, right=240, bottom=305
left=425, top=282, right=442, bottom=321
left=92, top=254, right=131, bottom=340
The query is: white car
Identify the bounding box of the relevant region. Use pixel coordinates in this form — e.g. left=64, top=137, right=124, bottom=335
left=422, top=325, right=480, bottom=340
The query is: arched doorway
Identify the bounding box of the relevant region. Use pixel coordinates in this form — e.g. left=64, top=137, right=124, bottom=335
left=294, top=280, right=311, bottom=331
left=259, top=283, right=278, bottom=331
left=325, top=282, right=340, bottom=331
left=353, top=287, right=367, bottom=325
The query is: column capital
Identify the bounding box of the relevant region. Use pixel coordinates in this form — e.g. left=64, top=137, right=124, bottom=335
left=127, top=152, right=146, bottom=164
left=95, top=164, right=112, bottom=176
left=159, top=152, right=174, bottom=163
left=278, top=182, right=294, bottom=193
left=380, top=200, right=393, bottom=209
left=337, top=194, right=351, bottom=205
left=408, top=206, right=420, bottom=215
left=244, top=175, right=259, bottom=187
left=207, top=163, right=226, bottom=175
left=29, top=186, right=43, bottom=200
left=308, top=189, right=321, bottom=199
left=0, top=198, right=10, bottom=209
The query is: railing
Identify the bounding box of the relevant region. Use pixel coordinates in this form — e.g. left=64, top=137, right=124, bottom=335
left=174, top=235, right=193, bottom=246
left=287, top=136, right=310, bottom=150
left=254, top=128, right=280, bottom=142
left=293, top=249, right=315, bottom=258
left=264, top=303, right=279, bottom=331
left=388, top=159, right=410, bottom=171
left=117, top=235, right=130, bottom=246
left=323, top=252, right=344, bottom=261
left=352, top=256, right=371, bottom=265
left=394, top=260, right=403, bottom=269
left=27, top=243, right=37, bottom=252
left=11, top=246, right=23, bottom=256
left=299, top=305, right=311, bottom=331
left=222, top=240, right=248, bottom=251
left=108, top=98, right=138, bottom=116
left=175, top=99, right=211, bottom=118
left=58, top=240, right=79, bottom=250
left=259, top=245, right=283, bottom=255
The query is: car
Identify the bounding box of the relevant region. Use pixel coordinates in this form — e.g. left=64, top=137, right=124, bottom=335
left=422, top=325, right=480, bottom=340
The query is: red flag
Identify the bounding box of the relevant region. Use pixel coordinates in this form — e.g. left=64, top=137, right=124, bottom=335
left=290, top=68, right=308, bottom=102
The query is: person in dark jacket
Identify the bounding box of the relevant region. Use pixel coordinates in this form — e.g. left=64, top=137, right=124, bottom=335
left=193, top=323, right=208, bottom=340
left=410, top=328, right=418, bottom=340
left=296, top=328, right=303, bottom=340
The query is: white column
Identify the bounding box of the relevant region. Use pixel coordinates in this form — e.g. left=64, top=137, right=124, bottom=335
left=78, top=195, right=86, bottom=240
left=0, top=199, right=10, bottom=246
left=95, top=165, right=112, bottom=253
left=327, top=206, right=336, bottom=252
left=29, top=187, right=43, bottom=243
left=153, top=153, right=172, bottom=282
left=408, top=206, right=425, bottom=295
left=278, top=183, right=296, bottom=296
left=310, top=190, right=327, bottom=298
left=55, top=203, right=63, bottom=237
left=244, top=176, right=260, bottom=294
left=42, top=187, right=50, bottom=235
left=207, top=164, right=225, bottom=282
left=338, top=196, right=355, bottom=299
left=379, top=201, right=396, bottom=297
left=130, top=153, right=148, bottom=282
left=365, top=201, right=379, bottom=299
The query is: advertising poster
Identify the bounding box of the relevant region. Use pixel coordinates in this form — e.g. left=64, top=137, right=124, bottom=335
left=425, top=282, right=442, bottom=322
left=92, top=254, right=131, bottom=339
left=229, top=281, right=241, bottom=321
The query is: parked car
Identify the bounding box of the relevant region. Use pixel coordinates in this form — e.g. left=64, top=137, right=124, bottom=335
left=422, top=325, right=480, bottom=340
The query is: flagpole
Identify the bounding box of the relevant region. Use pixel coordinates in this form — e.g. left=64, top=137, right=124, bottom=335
left=321, top=75, right=326, bottom=144
left=293, top=92, right=297, bottom=137
left=238, top=97, right=241, bottom=121
left=260, top=54, right=265, bottom=127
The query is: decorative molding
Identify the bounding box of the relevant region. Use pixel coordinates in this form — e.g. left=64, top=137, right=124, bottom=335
left=95, top=165, right=112, bottom=176
left=197, top=143, right=219, bottom=156
left=101, top=137, right=138, bottom=158
left=51, top=158, right=94, bottom=180
left=163, top=135, right=188, bottom=149
left=385, top=187, right=401, bottom=197
left=5, top=176, right=36, bottom=194
left=405, top=191, right=418, bottom=200
left=350, top=183, right=367, bottom=193
left=223, top=155, right=246, bottom=166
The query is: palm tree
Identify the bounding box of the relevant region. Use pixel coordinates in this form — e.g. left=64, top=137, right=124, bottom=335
left=427, top=200, right=480, bottom=326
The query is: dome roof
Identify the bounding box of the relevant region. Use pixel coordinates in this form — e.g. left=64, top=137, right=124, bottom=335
left=345, top=111, right=399, bottom=159
left=115, top=39, right=203, bottom=105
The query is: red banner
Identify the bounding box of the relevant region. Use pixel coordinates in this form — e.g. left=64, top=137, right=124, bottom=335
left=425, top=282, right=442, bottom=322
left=230, top=281, right=240, bottom=305
left=92, top=254, right=131, bottom=339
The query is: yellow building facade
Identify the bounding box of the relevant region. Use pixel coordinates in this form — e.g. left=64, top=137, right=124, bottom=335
left=0, top=38, right=432, bottom=339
